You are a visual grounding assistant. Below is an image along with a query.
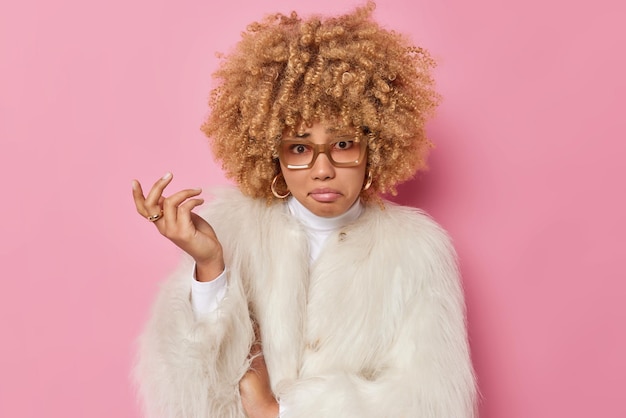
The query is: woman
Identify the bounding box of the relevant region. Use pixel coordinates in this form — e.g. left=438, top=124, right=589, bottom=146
left=133, top=3, right=477, bottom=417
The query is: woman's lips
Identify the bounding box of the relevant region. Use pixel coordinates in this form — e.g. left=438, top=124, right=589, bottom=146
left=309, top=188, right=342, bottom=202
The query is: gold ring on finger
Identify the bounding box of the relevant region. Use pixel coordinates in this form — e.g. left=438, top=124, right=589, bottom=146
left=147, top=211, right=163, bottom=222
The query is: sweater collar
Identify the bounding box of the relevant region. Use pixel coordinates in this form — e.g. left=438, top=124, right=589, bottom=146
left=287, top=196, right=363, bottom=232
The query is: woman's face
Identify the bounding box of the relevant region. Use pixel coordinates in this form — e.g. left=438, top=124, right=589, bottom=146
left=280, top=123, right=368, bottom=218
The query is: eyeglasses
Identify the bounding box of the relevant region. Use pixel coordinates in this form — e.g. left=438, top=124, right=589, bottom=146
left=278, top=137, right=368, bottom=169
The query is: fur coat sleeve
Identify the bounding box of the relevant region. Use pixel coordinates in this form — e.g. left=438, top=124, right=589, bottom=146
left=134, top=189, right=477, bottom=418
left=133, top=190, right=259, bottom=418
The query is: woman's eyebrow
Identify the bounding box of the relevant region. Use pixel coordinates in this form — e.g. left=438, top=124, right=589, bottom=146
left=294, top=132, right=311, bottom=138
left=325, top=127, right=354, bottom=136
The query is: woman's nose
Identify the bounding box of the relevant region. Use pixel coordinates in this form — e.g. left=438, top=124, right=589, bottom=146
left=311, top=152, right=335, bottom=180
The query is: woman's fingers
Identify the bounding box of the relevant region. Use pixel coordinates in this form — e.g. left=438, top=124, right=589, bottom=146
left=176, top=198, right=205, bottom=227
left=133, top=174, right=206, bottom=239
left=144, top=172, right=173, bottom=208
left=132, top=180, right=145, bottom=213
left=131, top=179, right=153, bottom=218
left=162, top=188, right=202, bottom=226
left=132, top=174, right=223, bottom=266
left=166, top=197, right=205, bottom=239
left=132, top=173, right=173, bottom=223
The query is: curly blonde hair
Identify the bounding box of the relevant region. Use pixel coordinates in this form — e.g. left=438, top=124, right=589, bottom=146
left=201, top=1, right=439, bottom=201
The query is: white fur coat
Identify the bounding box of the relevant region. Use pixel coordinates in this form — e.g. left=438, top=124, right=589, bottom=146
left=135, top=188, right=477, bottom=417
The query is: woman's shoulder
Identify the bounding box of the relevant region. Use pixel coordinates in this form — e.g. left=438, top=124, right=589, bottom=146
left=359, top=199, right=456, bottom=254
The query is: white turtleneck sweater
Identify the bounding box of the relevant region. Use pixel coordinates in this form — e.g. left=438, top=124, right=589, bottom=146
left=191, top=196, right=363, bottom=316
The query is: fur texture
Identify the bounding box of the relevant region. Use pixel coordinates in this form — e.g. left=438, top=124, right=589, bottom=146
left=135, top=188, right=477, bottom=417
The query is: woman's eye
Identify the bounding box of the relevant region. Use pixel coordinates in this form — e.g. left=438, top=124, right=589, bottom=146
left=290, top=144, right=309, bottom=154
left=334, top=140, right=354, bottom=150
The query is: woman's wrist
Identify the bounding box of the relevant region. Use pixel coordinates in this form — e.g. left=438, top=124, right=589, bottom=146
left=195, top=258, right=225, bottom=282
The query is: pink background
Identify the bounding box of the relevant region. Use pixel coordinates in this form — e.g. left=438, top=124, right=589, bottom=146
left=1, top=0, right=624, bottom=416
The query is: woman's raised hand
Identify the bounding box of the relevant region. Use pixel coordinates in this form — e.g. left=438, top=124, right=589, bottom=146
left=132, top=172, right=225, bottom=282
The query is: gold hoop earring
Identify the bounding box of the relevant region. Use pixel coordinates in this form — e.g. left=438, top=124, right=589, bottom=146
left=363, top=169, right=373, bottom=191
left=271, top=173, right=291, bottom=199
